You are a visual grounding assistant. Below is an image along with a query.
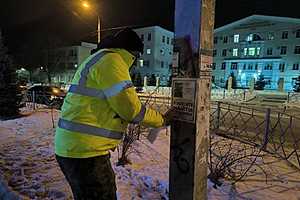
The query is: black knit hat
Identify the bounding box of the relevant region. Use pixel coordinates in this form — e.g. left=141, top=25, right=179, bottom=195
left=113, top=28, right=144, bottom=54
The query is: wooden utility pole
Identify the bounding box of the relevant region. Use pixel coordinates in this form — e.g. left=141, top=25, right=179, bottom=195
left=170, top=0, right=215, bottom=199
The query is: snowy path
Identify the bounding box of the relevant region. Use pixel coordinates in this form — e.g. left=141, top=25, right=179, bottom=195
left=0, top=109, right=299, bottom=199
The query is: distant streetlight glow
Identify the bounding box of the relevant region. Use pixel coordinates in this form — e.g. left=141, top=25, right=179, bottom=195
left=80, top=1, right=101, bottom=43
left=82, top=2, right=90, bottom=9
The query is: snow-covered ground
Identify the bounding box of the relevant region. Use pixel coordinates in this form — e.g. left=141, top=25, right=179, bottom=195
left=0, top=109, right=300, bottom=199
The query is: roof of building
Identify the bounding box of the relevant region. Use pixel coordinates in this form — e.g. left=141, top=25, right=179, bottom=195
left=80, top=42, right=97, bottom=49
left=215, top=15, right=300, bottom=33
left=134, top=26, right=174, bottom=35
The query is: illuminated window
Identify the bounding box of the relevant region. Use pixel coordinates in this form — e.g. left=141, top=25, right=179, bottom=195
left=139, top=60, right=144, bottom=67
left=146, top=48, right=151, bottom=55
left=247, top=34, right=253, bottom=42
left=244, top=48, right=248, bottom=56
left=248, top=48, right=256, bottom=56
left=234, top=34, right=239, bottom=43
left=256, top=47, right=261, bottom=55
left=233, top=48, right=238, bottom=56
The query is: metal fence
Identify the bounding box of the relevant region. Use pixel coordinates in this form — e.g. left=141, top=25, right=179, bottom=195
left=137, top=92, right=300, bottom=170
left=211, top=102, right=300, bottom=169
left=287, top=92, right=300, bottom=103
left=22, top=91, right=63, bottom=111
left=138, top=93, right=171, bottom=114
left=211, top=89, right=256, bottom=102
left=22, top=89, right=300, bottom=170
left=140, top=87, right=257, bottom=102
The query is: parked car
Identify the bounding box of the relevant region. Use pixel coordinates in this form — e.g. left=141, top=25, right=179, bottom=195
left=26, top=85, right=66, bottom=109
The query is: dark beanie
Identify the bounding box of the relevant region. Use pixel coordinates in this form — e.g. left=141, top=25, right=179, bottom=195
left=113, top=28, right=144, bottom=54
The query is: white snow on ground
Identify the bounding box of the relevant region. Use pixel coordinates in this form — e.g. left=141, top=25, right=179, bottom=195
left=0, top=109, right=300, bottom=199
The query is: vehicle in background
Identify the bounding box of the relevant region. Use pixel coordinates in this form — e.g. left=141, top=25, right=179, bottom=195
left=26, top=85, right=66, bottom=109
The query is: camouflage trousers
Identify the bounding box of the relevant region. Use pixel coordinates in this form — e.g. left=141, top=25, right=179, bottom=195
left=56, top=154, right=117, bottom=200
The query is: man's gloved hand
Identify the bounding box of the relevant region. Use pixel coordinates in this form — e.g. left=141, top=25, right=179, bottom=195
left=163, top=107, right=176, bottom=126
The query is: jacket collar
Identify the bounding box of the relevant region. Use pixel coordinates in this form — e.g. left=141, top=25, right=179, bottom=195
left=105, top=48, right=135, bottom=69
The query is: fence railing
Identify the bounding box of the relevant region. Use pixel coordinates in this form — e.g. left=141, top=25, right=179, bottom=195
left=138, top=87, right=256, bottom=102
left=22, top=89, right=299, bottom=170
left=211, top=89, right=256, bottom=102
left=287, top=92, right=300, bottom=103
left=211, top=102, right=300, bottom=169
left=22, top=91, right=63, bottom=111
left=138, top=93, right=300, bottom=170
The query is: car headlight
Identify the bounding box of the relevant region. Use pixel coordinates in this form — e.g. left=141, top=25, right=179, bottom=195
left=50, top=95, right=56, bottom=100
left=52, top=88, right=60, bottom=94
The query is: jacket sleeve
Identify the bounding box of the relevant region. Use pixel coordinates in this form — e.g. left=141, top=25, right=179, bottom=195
left=94, top=53, right=165, bottom=128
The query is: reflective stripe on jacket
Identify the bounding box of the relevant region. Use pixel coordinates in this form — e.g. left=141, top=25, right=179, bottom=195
left=55, top=48, right=164, bottom=158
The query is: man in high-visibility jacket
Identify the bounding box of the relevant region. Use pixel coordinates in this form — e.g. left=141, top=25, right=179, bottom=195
left=55, top=28, right=168, bottom=200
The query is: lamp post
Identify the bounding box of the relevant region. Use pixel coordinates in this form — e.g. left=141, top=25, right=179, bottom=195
left=82, top=1, right=101, bottom=43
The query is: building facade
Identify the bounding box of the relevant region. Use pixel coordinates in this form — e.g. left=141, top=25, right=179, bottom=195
left=131, top=26, right=174, bottom=86
left=48, top=42, right=97, bottom=84
left=213, top=15, right=300, bottom=91
left=49, top=26, right=174, bottom=86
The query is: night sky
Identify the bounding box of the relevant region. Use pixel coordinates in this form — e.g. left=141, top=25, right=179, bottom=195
left=0, top=0, right=300, bottom=54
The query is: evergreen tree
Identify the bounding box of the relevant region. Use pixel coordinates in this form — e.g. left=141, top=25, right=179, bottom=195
left=293, top=76, right=300, bottom=92
left=254, top=74, right=266, bottom=90
left=0, top=31, right=19, bottom=118
left=148, top=74, right=156, bottom=86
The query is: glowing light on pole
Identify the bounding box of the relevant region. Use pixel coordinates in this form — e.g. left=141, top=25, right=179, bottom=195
left=82, top=1, right=100, bottom=43
left=82, top=2, right=90, bottom=8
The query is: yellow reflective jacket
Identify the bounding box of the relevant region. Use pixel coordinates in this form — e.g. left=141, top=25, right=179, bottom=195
left=55, top=48, right=164, bottom=158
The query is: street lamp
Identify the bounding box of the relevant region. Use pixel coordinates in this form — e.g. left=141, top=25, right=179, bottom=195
left=82, top=2, right=90, bottom=8
left=81, top=1, right=101, bottom=43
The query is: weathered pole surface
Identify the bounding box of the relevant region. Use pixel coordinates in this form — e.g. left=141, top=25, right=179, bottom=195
left=170, top=0, right=215, bottom=199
